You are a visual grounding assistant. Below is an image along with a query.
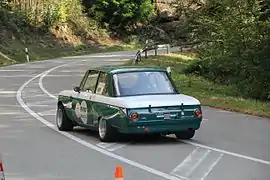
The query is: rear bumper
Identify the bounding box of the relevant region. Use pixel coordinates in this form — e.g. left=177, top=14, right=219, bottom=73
left=118, top=119, right=202, bottom=134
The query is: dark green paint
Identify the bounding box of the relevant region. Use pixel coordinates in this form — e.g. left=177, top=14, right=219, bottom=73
left=57, top=66, right=203, bottom=134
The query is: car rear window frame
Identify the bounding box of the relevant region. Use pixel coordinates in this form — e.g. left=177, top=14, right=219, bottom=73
left=112, top=70, right=179, bottom=97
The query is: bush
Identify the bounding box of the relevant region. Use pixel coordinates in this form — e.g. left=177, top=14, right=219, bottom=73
left=184, top=0, right=270, bottom=101
left=85, top=0, right=155, bottom=32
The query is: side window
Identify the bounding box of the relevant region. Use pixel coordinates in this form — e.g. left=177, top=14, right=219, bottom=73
left=96, top=72, right=108, bottom=96
left=81, top=70, right=99, bottom=92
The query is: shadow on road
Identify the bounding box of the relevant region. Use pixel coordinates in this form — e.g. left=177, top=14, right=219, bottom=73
left=71, top=127, right=184, bottom=145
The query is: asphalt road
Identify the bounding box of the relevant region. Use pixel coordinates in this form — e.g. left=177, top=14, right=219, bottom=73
left=0, top=48, right=270, bottom=180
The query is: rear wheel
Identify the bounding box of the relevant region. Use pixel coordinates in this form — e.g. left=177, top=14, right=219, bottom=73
left=56, top=105, right=74, bottom=131
left=98, top=118, right=117, bottom=142
left=175, top=130, right=195, bottom=140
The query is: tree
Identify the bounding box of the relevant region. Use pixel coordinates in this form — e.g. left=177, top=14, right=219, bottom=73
left=85, top=0, right=155, bottom=31
left=183, top=0, right=270, bottom=100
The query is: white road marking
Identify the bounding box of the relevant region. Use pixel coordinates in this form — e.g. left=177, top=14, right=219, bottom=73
left=0, top=91, right=16, bottom=94
left=96, top=142, right=117, bottom=148
left=171, top=148, right=210, bottom=178
left=171, top=148, right=223, bottom=180
left=96, top=142, right=129, bottom=152
left=0, top=75, right=35, bottom=78
left=107, top=143, right=129, bottom=152
left=0, top=112, right=26, bottom=115
left=171, top=147, right=200, bottom=173
left=46, top=74, right=84, bottom=77
left=200, top=153, right=224, bottom=180
left=37, top=109, right=56, bottom=116
left=185, top=149, right=211, bottom=177
left=26, top=103, right=49, bottom=107
left=38, top=61, right=270, bottom=166
left=0, top=105, right=20, bottom=107
left=58, top=70, right=84, bottom=73
left=0, top=94, right=16, bottom=98
left=180, top=140, right=270, bottom=165
left=0, top=69, right=26, bottom=72
left=17, top=63, right=182, bottom=180
left=23, top=94, right=48, bottom=98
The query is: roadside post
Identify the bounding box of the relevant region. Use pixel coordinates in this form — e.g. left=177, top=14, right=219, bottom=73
left=0, top=153, right=5, bottom=180
left=167, top=66, right=171, bottom=76
left=25, top=47, right=30, bottom=62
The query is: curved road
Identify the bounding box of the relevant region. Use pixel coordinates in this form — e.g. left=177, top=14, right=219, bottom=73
left=0, top=49, right=270, bottom=180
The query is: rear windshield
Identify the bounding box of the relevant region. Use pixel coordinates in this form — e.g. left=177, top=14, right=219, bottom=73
left=113, top=71, right=177, bottom=96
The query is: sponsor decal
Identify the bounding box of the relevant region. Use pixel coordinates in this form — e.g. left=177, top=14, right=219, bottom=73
left=75, top=102, right=81, bottom=118
left=93, top=119, right=98, bottom=125
left=80, top=101, right=88, bottom=124
left=64, top=102, right=72, bottom=109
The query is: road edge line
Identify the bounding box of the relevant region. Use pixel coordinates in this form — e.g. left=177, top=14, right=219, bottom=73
left=16, top=63, right=183, bottom=180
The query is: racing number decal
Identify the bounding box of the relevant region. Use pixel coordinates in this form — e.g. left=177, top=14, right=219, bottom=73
left=75, top=102, right=81, bottom=118
left=75, top=101, right=88, bottom=124
left=80, top=101, right=88, bottom=124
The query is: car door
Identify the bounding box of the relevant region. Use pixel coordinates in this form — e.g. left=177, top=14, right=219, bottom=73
left=90, top=71, right=109, bottom=126
left=71, top=70, right=99, bottom=127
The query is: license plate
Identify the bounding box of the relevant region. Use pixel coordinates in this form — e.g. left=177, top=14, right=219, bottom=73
left=164, top=113, right=171, bottom=119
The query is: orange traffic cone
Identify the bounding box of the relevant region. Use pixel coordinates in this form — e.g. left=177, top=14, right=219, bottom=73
left=0, top=153, right=5, bottom=180
left=114, top=165, right=124, bottom=180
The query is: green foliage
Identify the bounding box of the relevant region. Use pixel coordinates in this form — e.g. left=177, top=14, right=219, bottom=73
left=183, top=0, right=270, bottom=101
left=86, top=0, right=155, bottom=31
left=0, top=0, right=107, bottom=40
left=124, top=53, right=270, bottom=118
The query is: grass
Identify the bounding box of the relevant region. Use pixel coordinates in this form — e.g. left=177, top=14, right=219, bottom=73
left=0, top=39, right=139, bottom=67
left=124, top=52, right=270, bottom=118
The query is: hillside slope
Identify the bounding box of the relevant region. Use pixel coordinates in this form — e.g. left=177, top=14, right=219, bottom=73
left=0, top=0, right=139, bottom=66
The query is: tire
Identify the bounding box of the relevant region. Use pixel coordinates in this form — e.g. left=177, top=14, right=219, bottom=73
left=175, top=130, right=195, bottom=140
left=56, top=104, right=74, bottom=131
left=98, top=118, right=117, bottom=142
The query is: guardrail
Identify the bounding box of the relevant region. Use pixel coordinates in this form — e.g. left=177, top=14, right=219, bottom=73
left=134, top=41, right=200, bottom=64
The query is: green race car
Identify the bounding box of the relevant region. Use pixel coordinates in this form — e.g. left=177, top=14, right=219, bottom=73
left=56, top=66, right=203, bottom=142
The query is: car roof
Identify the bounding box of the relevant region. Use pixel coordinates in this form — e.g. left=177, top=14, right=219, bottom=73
left=91, top=66, right=167, bottom=74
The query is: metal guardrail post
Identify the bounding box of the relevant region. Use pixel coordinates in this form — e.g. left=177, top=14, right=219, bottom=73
left=167, top=44, right=170, bottom=54
left=134, top=49, right=142, bottom=64
left=155, top=46, right=158, bottom=56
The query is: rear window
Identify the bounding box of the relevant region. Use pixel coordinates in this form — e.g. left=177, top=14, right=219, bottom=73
left=113, top=71, right=177, bottom=96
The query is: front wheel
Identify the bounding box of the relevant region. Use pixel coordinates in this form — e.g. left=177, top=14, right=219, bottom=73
left=98, top=118, right=117, bottom=142
left=56, top=105, right=74, bottom=131
left=175, top=130, right=195, bottom=140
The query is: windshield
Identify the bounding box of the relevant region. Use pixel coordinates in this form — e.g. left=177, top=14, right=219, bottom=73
left=113, top=71, right=177, bottom=96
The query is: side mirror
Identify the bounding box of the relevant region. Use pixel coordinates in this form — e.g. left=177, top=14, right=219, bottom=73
left=74, top=86, right=81, bottom=93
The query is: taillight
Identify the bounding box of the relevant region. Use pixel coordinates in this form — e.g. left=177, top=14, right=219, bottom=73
left=130, top=112, right=138, bottom=121
left=194, top=109, right=202, bottom=119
